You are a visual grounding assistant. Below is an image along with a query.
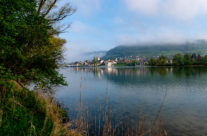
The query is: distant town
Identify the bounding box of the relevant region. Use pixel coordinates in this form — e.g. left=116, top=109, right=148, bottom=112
left=61, top=55, right=147, bottom=67
left=61, top=53, right=207, bottom=67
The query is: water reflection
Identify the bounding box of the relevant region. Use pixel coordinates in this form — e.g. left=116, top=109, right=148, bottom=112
left=56, top=67, right=207, bottom=136
left=73, top=66, right=207, bottom=78
left=72, top=67, right=207, bottom=86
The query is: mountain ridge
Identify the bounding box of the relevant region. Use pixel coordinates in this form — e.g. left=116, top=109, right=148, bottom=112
left=102, top=40, right=207, bottom=59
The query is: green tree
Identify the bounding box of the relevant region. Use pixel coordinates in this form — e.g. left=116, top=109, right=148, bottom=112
left=131, top=60, right=138, bottom=66
left=149, top=58, right=157, bottom=66
left=173, top=54, right=184, bottom=66
left=202, top=55, right=207, bottom=65
left=157, top=56, right=167, bottom=66
left=37, top=0, right=76, bottom=34
left=191, top=53, right=197, bottom=61
left=0, top=1, right=75, bottom=135
left=184, top=54, right=192, bottom=65
left=0, top=0, right=74, bottom=87
left=93, top=57, right=98, bottom=66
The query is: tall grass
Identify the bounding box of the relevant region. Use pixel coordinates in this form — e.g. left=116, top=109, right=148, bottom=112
left=37, top=90, right=81, bottom=136
left=69, top=101, right=167, bottom=136
left=67, top=79, right=168, bottom=136
left=0, top=81, right=81, bottom=136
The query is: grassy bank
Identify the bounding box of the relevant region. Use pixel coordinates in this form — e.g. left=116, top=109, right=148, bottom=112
left=0, top=81, right=80, bottom=136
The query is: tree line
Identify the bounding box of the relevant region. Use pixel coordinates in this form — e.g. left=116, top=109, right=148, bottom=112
left=149, top=53, right=207, bottom=66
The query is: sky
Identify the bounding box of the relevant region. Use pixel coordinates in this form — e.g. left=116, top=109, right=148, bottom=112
left=59, top=0, right=207, bottom=62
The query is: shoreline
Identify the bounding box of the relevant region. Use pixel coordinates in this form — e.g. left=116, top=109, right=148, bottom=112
left=61, top=65, right=207, bottom=69
left=0, top=81, right=81, bottom=136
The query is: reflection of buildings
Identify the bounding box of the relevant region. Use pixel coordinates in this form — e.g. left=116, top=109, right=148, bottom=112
left=74, top=67, right=105, bottom=80
left=167, top=67, right=173, bottom=73
left=106, top=67, right=112, bottom=73
left=97, top=68, right=104, bottom=80
left=75, top=67, right=80, bottom=72
left=105, top=67, right=118, bottom=75
left=73, top=67, right=207, bottom=81
left=73, top=67, right=149, bottom=77
left=71, top=67, right=207, bottom=87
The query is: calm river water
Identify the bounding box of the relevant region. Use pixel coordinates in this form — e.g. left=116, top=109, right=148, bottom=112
left=55, top=67, right=207, bottom=136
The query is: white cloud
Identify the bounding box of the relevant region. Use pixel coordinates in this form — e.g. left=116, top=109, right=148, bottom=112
left=140, top=29, right=187, bottom=43
left=124, top=0, right=207, bottom=20
left=70, top=21, right=99, bottom=35
left=124, top=0, right=160, bottom=15
left=117, top=34, right=139, bottom=45
left=114, top=17, right=125, bottom=25
left=116, top=27, right=188, bottom=45
left=63, top=40, right=94, bottom=62
left=194, top=32, right=207, bottom=40
left=164, top=0, right=207, bottom=20
left=70, top=0, right=101, bottom=16
left=71, top=21, right=91, bottom=33
left=71, top=21, right=88, bottom=33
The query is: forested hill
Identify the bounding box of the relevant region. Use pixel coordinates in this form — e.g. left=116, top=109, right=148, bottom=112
left=103, top=40, right=207, bottom=59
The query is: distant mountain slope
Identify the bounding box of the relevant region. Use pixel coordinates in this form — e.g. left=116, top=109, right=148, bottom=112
left=83, top=51, right=106, bottom=56
left=103, top=40, right=207, bottom=59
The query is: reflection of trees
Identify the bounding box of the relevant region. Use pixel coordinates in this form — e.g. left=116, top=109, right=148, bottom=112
left=173, top=67, right=205, bottom=78
left=149, top=67, right=207, bottom=78
left=103, top=68, right=155, bottom=86
left=71, top=67, right=207, bottom=86
left=149, top=67, right=169, bottom=77
left=73, top=67, right=104, bottom=80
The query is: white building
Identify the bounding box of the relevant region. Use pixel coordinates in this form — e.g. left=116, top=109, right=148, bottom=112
left=105, top=61, right=117, bottom=67
left=105, top=61, right=113, bottom=67
left=97, top=56, right=100, bottom=61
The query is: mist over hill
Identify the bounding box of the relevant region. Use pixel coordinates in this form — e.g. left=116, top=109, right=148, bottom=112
left=102, top=40, right=207, bottom=59
left=83, top=51, right=106, bottom=57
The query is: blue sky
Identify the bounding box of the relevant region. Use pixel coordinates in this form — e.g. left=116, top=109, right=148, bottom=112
left=59, top=0, right=207, bottom=62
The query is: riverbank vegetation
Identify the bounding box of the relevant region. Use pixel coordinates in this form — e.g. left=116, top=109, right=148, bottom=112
left=115, top=60, right=138, bottom=66
left=0, top=79, right=81, bottom=136
left=149, top=53, right=207, bottom=66
left=0, top=0, right=79, bottom=135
